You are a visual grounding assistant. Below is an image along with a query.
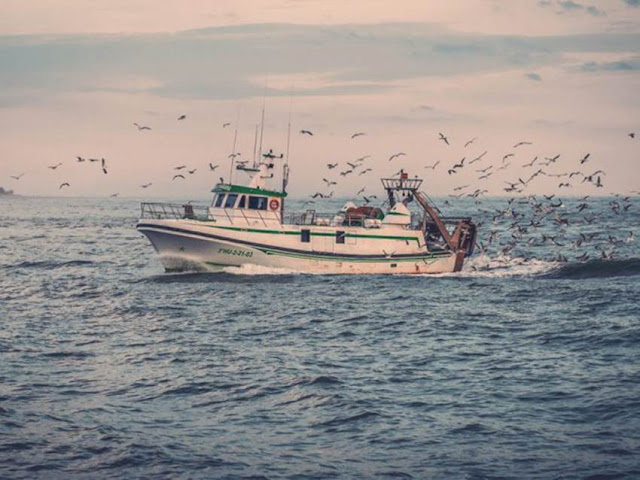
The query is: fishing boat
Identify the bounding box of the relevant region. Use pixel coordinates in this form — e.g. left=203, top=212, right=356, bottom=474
left=137, top=149, right=477, bottom=274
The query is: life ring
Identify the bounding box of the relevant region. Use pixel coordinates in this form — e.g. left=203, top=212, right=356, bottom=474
left=269, top=198, right=280, bottom=210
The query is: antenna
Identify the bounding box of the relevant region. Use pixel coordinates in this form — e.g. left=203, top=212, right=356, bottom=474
left=252, top=124, right=258, bottom=167
left=228, top=104, right=241, bottom=183
left=258, top=80, right=267, bottom=163
left=283, top=86, right=294, bottom=195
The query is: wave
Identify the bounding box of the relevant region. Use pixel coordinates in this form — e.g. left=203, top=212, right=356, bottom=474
left=3, top=259, right=99, bottom=271
left=542, top=258, right=640, bottom=279
left=425, top=254, right=560, bottom=278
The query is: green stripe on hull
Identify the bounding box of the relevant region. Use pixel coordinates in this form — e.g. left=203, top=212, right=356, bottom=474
left=203, top=224, right=420, bottom=243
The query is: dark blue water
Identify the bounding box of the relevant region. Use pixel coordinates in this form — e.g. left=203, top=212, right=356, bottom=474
left=1, top=195, right=640, bottom=479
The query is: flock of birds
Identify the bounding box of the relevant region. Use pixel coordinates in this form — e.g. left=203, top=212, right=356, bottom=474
left=6, top=116, right=639, bottom=263
left=293, top=128, right=638, bottom=263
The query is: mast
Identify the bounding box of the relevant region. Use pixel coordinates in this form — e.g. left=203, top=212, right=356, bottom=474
left=257, top=83, right=267, bottom=165
left=281, top=88, right=294, bottom=217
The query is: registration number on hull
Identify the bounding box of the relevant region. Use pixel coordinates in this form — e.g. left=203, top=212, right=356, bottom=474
left=218, top=248, right=253, bottom=258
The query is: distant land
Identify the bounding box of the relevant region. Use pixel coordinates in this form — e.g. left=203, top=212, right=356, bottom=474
left=0, top=187, right=15, bottom=195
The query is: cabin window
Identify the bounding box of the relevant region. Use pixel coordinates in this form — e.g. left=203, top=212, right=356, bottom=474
left=237, top=195, right=246, bottom=209
left=214, top=194, right=225, bottom=208
left=301, top=229, right=311, bottom=243
left=248, top=196, right=267, bottom=210
left=224, top=193, right=238, bottom=209
left=336, top=231, right=346, bottom=244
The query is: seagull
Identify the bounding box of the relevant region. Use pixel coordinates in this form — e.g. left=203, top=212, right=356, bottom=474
left=48, top=163, right=62, bottom=170
left=438, top=133, right=449, bottom=145
left=476, top=166, right=493, bottom=173
left=300, top=130, right=313, bottom=136
left=110, top=193, right=119, bottom=197
left=188, top=169, right=197, bottom=174
left=76, top=156, right=86, bottom=162
left=177, top=114, right=186, bottom=120
left=469, top=151, right=487, bottom=164
left=223, top=123, right=231, bottom=128
left=323, top=178, right=337, bottom=186
left=359, top=168, right=372, bottom=175
left=10, top=173, right=24, bottom=180
left=311, top=192, right=326, bottom=199
left=357, top=187, right=366, bottom=195
left=424, top=161, right=440, bottom=170
left=101, top=158, right=106, bottom=168
left=629, top=133, right=635, bottom=139
left=513, top=141, right=532, bottom=148
left=355, top=155, right=370, bottom=162
left=464, top=137, right=477, bottom=148
left=173, top=174, right=185, bottom=180
left=174, top=165, right=187, bottom=170
left=452, top=157, right=465, bottom=169
left=340, top=170, right=353, bottom=176
left=388, top=152, right=406, bottom=161
left=502, top=153, right=515, bottom=163
left=209, top=163, right=219, bottom=171
left=558, top=183, right=571, bottom=188
left=523, top=157, right=538, bottom=168
left=327, top=163, right=338, bottom=169
left=453, top=185, right=469, bottom=191
left=89, top=158, right=99, bottom=163
left=141, top=183, right=152, bottom=188
left=596, top=176, right=603, bottom=188
left=133, top=122, right=151, bottom=131
left=102, top=166, right=108, bottom=174
left=59, top=182, right=70, bottom=189
left=346, top=162, right=359, bottom=169
left=351, top=132, right=366, bottom=139
left=580, top=153, right=591, bottom=164
left=447, top=168, right=457, bottom=175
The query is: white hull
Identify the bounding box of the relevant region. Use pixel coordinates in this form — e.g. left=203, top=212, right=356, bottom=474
left=138, top=221, right=463, bottom=275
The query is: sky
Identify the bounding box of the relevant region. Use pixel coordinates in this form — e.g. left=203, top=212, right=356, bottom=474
left=1, top=0, right=640, bottom=199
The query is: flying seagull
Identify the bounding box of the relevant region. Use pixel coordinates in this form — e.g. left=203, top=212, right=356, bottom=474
left=177, top=114, right=186, bottom=120
left=351, top=132, right=366, bottom=139
left=513, top=141, right=532, bottom=148
left=388, top=152, right=406, bottom=161
left=133, top=122, right=151, bottom=131
left=424, top=161, right=440, bottom=170
left=209, top=163, right=219, bottom=171
left=327, top=163, right=338, bottom=169
left=141, top=183, right=152, bottom=188
left=300, top=130, right=313, bottom=136
left=629, top=133, right=635, bottom=139
left=10, top=173, right=24, bottom=180
left=223, top=122, right=231, bottom=128
left=48, top=163, right=62, bottom=170
left=580, top=153, right=591, bottom=164
left=173, top=174, right=185, bottom=180
left=464, top=137, right=477, bottom=148
left=76, top=156, right=86, bottom=162
left=59, top=182, right=70, bottom=189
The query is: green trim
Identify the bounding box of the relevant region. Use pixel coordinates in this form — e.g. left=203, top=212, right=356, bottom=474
left=212, top=183, right=287, bottom=198
left=254, top=247, right=448, bottom=263
left=386, top=211, right=410, bottom=216
left=204, top=224, right=420, bottom=243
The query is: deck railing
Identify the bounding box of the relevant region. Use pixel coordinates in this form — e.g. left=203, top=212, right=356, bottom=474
left=140, top=202, right=428, bottom=230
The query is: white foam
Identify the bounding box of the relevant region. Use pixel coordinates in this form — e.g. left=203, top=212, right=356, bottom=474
left=427, top=253, right=561, bottom=278
left=221, top=263, right=306, bottom=275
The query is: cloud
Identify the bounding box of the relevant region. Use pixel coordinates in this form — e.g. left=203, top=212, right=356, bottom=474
left=586, top=6, right=606, bottom=16
left=579, top=58, right=640, bottom=71
left=526, top=72, right=543, bottom=81
left=1, top=23, right=640, bottom=105
left=558, top=0, right=584, bottom=10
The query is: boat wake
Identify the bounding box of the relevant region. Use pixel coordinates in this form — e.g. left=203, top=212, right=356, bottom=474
left=427, top=255, right=640, bottom=280
left=222, top=264, right=307, bottom=275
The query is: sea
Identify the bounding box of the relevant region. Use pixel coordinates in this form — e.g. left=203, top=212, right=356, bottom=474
left=1, top=194, right=639, bottom=479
